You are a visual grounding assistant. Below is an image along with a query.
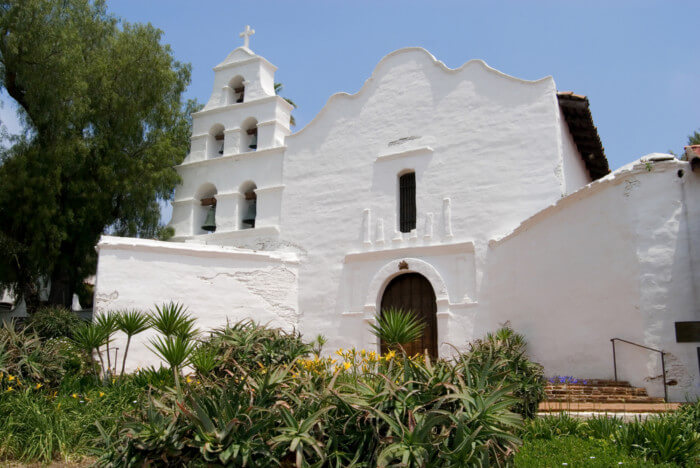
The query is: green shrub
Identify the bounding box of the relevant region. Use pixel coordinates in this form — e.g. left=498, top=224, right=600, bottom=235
left=633, top=413, right=700, bottom=465
left=100, top=342, right=525, bottom=467
left=521, top=413, right=583, bottom=440
left=0, top=321, right=82, bottom=386
left=466, top=325, right=546, bottom=418
left=129, top=365, right=175, bottom=389
left=26, top=306, right=85, bottom=340
left=522, top=411, right=700, bottom=467
left=207, top=320, right=312, bottom=375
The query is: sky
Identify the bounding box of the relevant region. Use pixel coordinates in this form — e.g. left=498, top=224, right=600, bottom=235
left=1, top=1, right=699, bottom=219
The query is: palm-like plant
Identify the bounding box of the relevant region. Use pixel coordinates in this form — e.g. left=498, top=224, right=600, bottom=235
left=150, top=302, right=197, bottom=338
left=71, top=322, right=111, bottom=376
left=370, top=308, right=426, bottom=352
left=116, top=309, right=151, bottom=376
left=149, top=335, right=196, bottom=393
left=94, top=311, right=119, bottom=372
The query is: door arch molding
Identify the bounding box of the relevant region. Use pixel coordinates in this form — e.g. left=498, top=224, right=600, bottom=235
left=364, top=258, right=449, bottom=312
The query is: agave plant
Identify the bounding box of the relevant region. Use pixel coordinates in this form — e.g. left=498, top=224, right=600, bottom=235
left=189, top=342, right=220, bottom=377
left=150, top=302, right=197, bottom=338
left=115, top=309, right=151, bottom=376
left=370, top=308, right=426, bottom=352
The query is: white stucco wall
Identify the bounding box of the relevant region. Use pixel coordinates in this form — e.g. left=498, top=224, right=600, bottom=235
left=94, top=236, right=299, bottom=371
left=482, top=159, right=699, bottom=401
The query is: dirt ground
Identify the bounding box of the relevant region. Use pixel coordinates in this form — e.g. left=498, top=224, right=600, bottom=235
left=2, top=459, right=95, bottom=467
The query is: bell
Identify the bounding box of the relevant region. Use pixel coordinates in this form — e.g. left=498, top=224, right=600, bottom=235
left=201, top=206, right=216, bottom=232
left=248, top=132, right=257, bottom=150
left=242, top=201, right=256, bottom=228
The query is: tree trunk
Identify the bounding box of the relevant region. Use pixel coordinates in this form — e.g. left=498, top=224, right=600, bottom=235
left=48, top=266, right=74, bottom=309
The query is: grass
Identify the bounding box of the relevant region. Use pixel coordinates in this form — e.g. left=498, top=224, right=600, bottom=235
left=0, top=381, right=143, bottom=463
left=517, top=411, right=700, bottom=467
left=514, top=436, right=678, bottom=467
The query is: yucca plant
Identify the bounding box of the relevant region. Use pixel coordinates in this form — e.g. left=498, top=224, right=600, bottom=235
left=370, top=308, right=425, bottom=352
left=150, top=302, right=197, bottom=338
left=71, top=322, right=111, bottom=376
left=115, top=309, right=151, bottom=376
left=94, top=312, right=119, bottom=373
left=149, top=335, right=196, bottom=393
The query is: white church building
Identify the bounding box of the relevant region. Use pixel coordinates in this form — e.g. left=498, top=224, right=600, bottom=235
left=95, top=28, right=700, bottom=401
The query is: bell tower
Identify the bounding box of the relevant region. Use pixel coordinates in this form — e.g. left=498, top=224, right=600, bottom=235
left=169, top=26, right=292, bottom=246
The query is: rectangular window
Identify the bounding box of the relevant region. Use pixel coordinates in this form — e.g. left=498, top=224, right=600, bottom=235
left=399, top=172, right=416, bottom=233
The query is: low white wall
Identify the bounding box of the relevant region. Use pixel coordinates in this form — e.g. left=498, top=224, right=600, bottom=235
left=94, top=236, right=299, bottom=371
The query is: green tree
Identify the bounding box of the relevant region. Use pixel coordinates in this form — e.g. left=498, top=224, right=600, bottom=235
left=274, top=82, right=297, bottom=126
left=0, top=0, right=195, bottom=309
left=689, top=129, right=700, bottom=146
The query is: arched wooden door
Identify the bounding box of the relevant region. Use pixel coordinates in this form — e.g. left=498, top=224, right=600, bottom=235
left=380, top=273, right=438, bottom=358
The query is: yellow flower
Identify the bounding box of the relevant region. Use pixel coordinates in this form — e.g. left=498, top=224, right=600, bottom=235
left=186, top=376, right=193, bottom=384
left=386, top=350, right=396, bottom=360
left=196, top=380, right=201, bottom=385
left=72, top=393, right=78, bottom=399
left=6, top=386, right=12, bottom=392
left=343, top=362, right=352, bottom=371
left=7, top=375, right=15, bottom=382
left=35, top=383, right=43, bottom=390
left=360, top=349, right=366, bottom=357
left=335, top=349, right=344, bottom=357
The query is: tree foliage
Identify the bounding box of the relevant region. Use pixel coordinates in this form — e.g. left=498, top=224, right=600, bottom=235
left=689, top=129, right=700, bottom=146
left=0, top=0, right=195, bottom=308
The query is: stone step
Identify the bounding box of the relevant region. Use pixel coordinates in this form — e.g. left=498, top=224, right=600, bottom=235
left=539, top=401, right=682, bottom=414
left=547, top=379, right=631, bottom=387
left=546, top=395, right=665, bottom=403
left=546, top=386, right=648, bottom=395
left=543, top=378, right=666, bottom=405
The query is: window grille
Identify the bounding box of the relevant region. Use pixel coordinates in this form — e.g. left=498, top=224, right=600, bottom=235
left=399, top=172, right=416, bottom=233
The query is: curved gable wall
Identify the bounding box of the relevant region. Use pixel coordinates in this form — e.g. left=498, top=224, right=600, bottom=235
left=279, top=48, right=577, bottom=337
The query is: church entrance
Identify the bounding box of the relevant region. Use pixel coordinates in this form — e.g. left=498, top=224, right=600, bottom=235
left=380, top=273, right=438, bottom=358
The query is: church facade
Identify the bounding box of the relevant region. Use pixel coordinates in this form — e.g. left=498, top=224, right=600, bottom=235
left=95, top=31, right=700, bottom=401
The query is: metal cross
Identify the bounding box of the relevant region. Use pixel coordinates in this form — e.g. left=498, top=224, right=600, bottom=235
left=239, top=25, right=255, bottom=49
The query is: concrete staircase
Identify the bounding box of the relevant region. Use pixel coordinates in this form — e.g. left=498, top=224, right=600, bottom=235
left=538, top=379, right=681, bottom=416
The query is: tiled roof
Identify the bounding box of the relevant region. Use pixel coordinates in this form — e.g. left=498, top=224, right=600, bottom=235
left=557, top=91, right=610, bottom=180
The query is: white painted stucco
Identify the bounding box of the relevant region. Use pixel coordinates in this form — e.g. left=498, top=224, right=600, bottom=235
left=94, top=236, right=298, bottom=370
left=93, top=43, right=699, bottom=400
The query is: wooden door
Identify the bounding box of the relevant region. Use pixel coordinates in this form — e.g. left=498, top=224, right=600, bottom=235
left=380, top=273, right=437, bottom=358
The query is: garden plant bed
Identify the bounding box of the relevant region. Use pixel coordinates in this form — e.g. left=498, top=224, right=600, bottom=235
left=0, top=305, right=697, bottom=466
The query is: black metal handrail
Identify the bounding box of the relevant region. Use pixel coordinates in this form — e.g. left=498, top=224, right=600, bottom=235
left=611, top=338, right=667, bottom=402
